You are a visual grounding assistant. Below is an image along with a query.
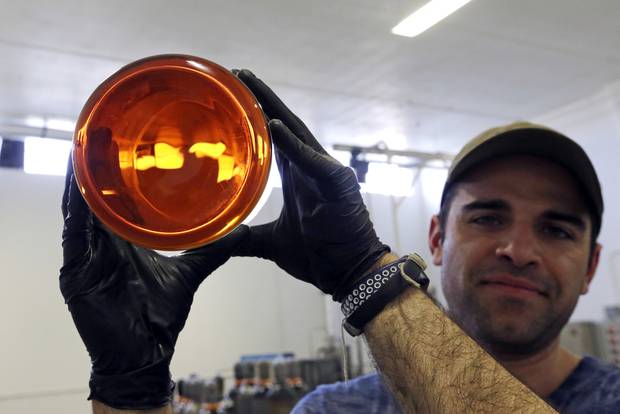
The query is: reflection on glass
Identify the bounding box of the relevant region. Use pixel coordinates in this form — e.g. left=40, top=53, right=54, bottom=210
left=73, top=55, right=271, bottom=250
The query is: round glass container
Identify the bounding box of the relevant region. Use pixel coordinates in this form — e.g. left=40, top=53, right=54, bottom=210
left=73, top=54, right=271, bottom=250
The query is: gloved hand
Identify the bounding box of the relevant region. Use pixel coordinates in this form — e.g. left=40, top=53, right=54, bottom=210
left=60, top=156, right=247, bottom=410
left=234, top=69, right=390, bottom=302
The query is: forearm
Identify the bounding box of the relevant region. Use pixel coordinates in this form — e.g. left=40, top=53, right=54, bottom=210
left=364, top=257, right=556, bottom=413
left=92, top=401, right=172, bottom=414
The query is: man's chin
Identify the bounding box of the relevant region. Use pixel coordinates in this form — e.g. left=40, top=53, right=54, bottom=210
left=472, top=317, right=558, bottom=357
left=446, top=295, right=561, bottom=356
left=480, top=336, right=551, bottom=358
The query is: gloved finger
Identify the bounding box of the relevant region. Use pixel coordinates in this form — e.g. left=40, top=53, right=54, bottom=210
left=236, top=69, right=299, bottom=130
left=179, top=224, right=250, bottom=287
left=61, top=161, right=94, bottom=265
left=232, top=222, right=275, bottom=259
left=269, top=119, right=344, bottom=181
left=236, top=69, right=327, bottom=155
left=62, top=154, right=74, bottom=220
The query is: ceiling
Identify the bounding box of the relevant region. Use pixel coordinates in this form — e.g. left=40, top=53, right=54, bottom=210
left=1, top=0, right=619, bottom=154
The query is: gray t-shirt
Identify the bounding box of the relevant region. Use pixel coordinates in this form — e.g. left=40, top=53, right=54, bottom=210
left=292, top=356, right=620, bottom=413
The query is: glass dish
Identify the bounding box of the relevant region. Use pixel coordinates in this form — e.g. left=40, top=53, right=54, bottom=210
left=73, top=54, right=271, bottom=250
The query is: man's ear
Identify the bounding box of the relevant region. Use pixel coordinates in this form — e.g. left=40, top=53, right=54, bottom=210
left=429, top=215, right=443, bottom=266
left=581, top=243, right=602, bottom=294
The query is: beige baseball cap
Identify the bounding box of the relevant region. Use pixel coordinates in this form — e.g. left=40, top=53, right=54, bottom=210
left=441, top=121, right=604, bottom=238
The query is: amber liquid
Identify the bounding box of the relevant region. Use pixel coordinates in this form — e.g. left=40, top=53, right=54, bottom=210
left=73, top=55, right=270, bottom=249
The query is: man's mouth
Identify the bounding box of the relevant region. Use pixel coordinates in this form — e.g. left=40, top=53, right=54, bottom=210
left=479, top=275, right=548, bottom=297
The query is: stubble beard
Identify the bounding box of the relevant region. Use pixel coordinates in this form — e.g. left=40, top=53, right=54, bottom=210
left=454, top=294, right=572, bottom=358
left=443, top=271, right=578, bottom=359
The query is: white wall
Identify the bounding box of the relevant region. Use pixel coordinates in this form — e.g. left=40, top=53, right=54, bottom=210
left=0, top=169, right=327, bottom=413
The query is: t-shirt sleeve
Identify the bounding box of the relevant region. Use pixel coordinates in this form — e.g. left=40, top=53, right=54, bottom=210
left=290, top=374, right=403, bottom=414
left=291, top=387, right=343, bottom=414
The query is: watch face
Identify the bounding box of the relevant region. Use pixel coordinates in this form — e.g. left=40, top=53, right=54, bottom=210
left=73, top=54, right=271, bottom=250
left=402, top=254, right=430, bottom=289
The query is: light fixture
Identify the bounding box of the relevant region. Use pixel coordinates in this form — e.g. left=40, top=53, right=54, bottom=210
left=23, top=137, right=72, bottom=176
left=333, top=143, right=452, bottom=197
left=364, top=163, right=416, bottom=197
left=350, top=148, right=369, bottom=183
left=46, top=118, right=76, bottom=132
left=392, top=0, right=473, bottom=38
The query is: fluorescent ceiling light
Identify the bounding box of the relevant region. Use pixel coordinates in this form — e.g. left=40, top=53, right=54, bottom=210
left=24, top=116, right=76, bottom=132
left=24, top=137, right=72, bottom=176
left=364, top=162, right=416, bottom=197
left=46, top=118, right=76, bottom=132
left=392, top=0, right=472, bottom=38
left=25, top=116, right=45, bottom=128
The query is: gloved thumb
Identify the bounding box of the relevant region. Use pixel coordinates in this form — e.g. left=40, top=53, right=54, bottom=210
left=232, top=222, right=275, bottom=260
left=179, top=224, right=250, bottom=286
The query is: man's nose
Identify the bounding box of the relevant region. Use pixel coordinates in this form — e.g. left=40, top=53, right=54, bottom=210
left=495, top=226, right=540, bottom=268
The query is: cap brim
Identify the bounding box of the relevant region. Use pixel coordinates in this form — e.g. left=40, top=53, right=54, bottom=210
left=444, top=126, right=603, bottom=232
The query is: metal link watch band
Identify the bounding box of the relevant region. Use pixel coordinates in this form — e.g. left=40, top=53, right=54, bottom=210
left=342, top=253, right=430, bottom=336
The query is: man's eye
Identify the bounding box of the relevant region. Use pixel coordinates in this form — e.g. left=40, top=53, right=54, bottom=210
left=471, top=215, right=502, bottom=226
left=544, top=225, right=573, bottom=240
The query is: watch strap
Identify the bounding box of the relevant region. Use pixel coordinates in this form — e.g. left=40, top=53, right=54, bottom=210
left=342, top=253, right=429, bottom=336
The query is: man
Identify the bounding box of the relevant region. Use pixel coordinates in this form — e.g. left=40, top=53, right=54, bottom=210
left=60, top=70, right=619, bottom=413
left=290, top=122, right=620, bottom=413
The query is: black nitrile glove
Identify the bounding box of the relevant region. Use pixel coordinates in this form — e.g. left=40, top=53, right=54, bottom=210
left=60, top=157, right=247, bottom=410
left=234, top=69, right=390, bottom=302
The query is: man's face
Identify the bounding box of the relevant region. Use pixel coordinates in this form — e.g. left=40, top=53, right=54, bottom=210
left=429, top=155, right=601, bottom=358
